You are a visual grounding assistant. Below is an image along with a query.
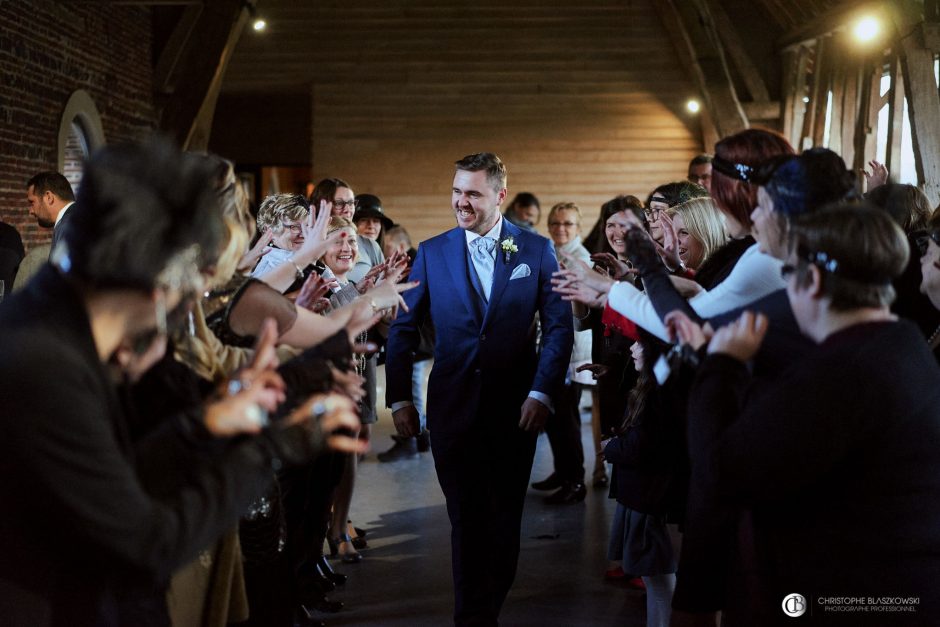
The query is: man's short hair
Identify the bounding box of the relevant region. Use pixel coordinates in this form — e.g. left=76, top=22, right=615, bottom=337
left=256, top=194, right=309, bottom=234
left=454, top=152, right=507, bottom=192
left=688, top=154, right=713, bottom=169
left=26, top=171, right=75, bottom=202
left=789, top=204, right=909, bottom=311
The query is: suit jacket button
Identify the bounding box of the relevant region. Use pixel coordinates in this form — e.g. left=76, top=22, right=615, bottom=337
left=474, top=368, right=481, bottom=374
left=481, top=334, right=486, bottom=341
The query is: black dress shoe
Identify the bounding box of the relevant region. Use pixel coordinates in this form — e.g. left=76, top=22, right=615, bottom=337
left=531, top=473, right=563, bottom=491
left=544, top=482, right=587, bottom=504
left=416, top=428, right=431, bottom=452
left=317, top=555, right=347, bottom=586
left=377, top=434, right=418, bottom=462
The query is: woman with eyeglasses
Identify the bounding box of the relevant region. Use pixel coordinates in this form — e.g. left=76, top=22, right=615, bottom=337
left=248, top=194, right=322, bottom=292
left=310, top=178, right=385, bottom=284
left=530, top=203, right=593, bottom=503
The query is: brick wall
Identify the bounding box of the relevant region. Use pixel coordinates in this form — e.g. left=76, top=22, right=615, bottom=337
left=0, top=1, right=156, bottom=250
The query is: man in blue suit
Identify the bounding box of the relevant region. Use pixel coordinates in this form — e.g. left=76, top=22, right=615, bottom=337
left=386, top=152, right=573, bottom=625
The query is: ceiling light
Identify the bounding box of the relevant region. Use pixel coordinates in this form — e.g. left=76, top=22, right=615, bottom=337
left=686, top=99, right=701, bottom=114
left=252, top=18, right=266, bottom=31
left=852, top=15, right=880, bottom=44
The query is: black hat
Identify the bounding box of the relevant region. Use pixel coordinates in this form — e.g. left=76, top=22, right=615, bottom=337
left=353, top=193, right=394, bottom=231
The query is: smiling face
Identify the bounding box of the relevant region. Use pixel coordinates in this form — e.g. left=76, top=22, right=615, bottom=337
left=548, top=209, right=580, bottom=247
left=323, top=227, right=359, bottom=278
left=673, top=213, right=705, bottom=269
left=605, top=210, right=638, bottom=258
left=452, top=169, right=506, bottom=235
left=330, top=186, right=356, bottom=220
left=272, top=218, right=304, bottom=251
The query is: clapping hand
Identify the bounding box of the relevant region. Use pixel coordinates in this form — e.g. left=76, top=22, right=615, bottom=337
left=237, top=229, right=274, bottom=273
left=205, top=319, right=287, bottom=436
left=590, top=253, right=636, bottom=281
left=285, top=393, right=368, bottom=455
left=664, top=310, right=712, bottom=351
left=656, top=212, right=682, bottom=271
left=552, top=255, right=615, bottom=298
left=707, top=311, right=768, bottom=362
left=364, top=277, right=419, bottom=320
left=296, top=272, right=338, bottom=313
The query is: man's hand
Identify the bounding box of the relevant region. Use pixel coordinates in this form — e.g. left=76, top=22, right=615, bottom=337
left=519, top=397, right=549, bottom=432
left=576, top=363, right=610, bottom=380
left=392, top=405, right=420, bottom=438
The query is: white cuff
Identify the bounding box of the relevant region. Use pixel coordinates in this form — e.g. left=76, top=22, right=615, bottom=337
left=528, top=391, right=554, bottom=413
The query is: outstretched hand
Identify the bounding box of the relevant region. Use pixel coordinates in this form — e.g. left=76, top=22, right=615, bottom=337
left=861, top=159, right=888, bottom=191
left=664, top=310, right=712, bottom=351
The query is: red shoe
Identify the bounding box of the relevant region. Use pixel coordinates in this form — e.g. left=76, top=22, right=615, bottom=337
left=604, top=566, right=626, bottom=580
left=625, top=577, right=646, bottom=590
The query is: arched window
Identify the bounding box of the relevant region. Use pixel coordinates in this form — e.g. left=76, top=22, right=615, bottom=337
left=57, top=90, right=105, bottom=193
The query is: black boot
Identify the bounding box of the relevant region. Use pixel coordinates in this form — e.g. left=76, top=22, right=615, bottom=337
left=377, top=434, right=418, bottom=462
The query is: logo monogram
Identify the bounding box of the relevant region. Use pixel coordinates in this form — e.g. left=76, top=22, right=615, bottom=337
left=782, top=593, right=807, bottom=617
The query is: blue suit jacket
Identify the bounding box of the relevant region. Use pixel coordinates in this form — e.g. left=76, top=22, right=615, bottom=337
left=385, top=219, right=573, bottom=440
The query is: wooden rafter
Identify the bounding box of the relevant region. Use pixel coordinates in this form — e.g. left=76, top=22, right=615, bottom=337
left=651, top=0, right=748, bottom=145
left=157, top=0, right=248, bottom=150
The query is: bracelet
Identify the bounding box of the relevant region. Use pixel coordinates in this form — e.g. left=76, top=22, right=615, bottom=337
left=289, top=257, right=304, bottom=281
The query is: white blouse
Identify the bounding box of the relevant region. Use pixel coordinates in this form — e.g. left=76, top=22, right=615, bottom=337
left=607, top=243, right=785, bottom=341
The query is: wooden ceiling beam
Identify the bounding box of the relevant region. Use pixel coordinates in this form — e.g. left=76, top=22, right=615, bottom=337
left=777, top=0, right=889, bottom=50
left=158, top=0, right=248, bottom=150
left=651, top=0, right=748, bottom=147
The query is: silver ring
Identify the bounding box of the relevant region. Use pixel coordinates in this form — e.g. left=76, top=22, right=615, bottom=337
left=244, top=403, right=269, bottom=428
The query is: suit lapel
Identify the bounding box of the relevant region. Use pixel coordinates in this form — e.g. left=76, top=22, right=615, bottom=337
left=482, top=219, right=521, bottom=330
left=442, top=228, right=484, bottom=327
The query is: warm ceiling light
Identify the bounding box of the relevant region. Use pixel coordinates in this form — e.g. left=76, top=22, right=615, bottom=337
left=252, top=18, right=266, bottom=31
left=686, top=99, right=701, bottom=114
left=852, top=15, right=880, bottom=43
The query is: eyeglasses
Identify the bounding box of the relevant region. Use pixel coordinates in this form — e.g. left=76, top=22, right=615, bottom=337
left=780, top=264, right=795, bottom=280
left=548, top=221, right=577, bottom=228
left=913, top=229, right=940, bottom=257
left=333, top=199, right=356, bottom=209
left=280, top=222, right=303, bottom=235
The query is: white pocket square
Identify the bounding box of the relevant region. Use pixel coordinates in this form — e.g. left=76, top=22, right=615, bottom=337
left=509, top=264, right=531, bottom=280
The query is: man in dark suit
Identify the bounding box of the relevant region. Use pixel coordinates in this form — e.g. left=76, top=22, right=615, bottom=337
left=25, top=171, right=75, bottom=254
left=385, top=152, right=573, bottom=626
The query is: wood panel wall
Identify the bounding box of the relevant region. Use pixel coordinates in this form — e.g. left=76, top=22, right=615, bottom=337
left=223, top=0, right=704, bottom=244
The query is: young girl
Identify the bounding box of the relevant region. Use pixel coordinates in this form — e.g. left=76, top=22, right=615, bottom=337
left=603, top=338, right=685, bottom=627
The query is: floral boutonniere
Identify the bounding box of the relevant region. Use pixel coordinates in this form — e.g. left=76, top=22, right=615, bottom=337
left=499, top=236, right=519, bottom=263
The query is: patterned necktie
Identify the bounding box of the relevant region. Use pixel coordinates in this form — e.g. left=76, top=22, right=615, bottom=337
left=469, top=236, right=497, bottom=301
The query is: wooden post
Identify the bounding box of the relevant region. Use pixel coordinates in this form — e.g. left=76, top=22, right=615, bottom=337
left=783, top=46, right=810, bottom=148
left=885, top=53, right=906, bottom=181
left=801, top=37, right=828, bottom=150
left=898, top=25, right=940, bottom=205
left=811, top=38, right=833, bottom=148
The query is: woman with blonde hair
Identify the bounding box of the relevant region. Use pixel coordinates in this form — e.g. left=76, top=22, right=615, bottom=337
left=658, top=197, right=728, bottom=274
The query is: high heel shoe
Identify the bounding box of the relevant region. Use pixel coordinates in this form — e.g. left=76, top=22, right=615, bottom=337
left=317, top=555, right=347, bottom=585
left=347, top=520, right=368, bottom=549
left=332, top=534, right=362, bottom=564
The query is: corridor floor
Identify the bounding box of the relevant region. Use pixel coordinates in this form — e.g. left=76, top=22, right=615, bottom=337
left=323, top=385, right=649, bottom=626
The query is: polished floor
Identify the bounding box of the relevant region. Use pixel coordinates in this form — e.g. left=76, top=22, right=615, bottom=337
left=322, top=372, right=649, bottom=626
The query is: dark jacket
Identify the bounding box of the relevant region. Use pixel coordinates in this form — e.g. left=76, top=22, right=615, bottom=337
left=688, top=321, right=940, bottom=625
left=0, top=266, right=284, bottom=627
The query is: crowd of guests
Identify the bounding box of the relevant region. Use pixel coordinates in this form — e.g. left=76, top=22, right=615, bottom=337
left=2, top=127, right=940, bottom=627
